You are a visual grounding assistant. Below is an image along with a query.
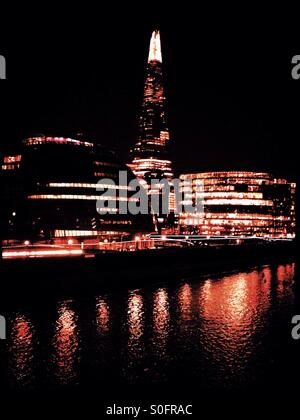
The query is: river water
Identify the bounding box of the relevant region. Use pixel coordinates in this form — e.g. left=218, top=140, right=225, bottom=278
left=1, top=261, right=299, bottom=401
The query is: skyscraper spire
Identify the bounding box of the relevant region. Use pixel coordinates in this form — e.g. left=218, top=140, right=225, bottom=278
left=148, top=30, right=162, bottom=63
left=128, top=29, right=174, bottom=231
left=129, top=29, right=173, bottom=181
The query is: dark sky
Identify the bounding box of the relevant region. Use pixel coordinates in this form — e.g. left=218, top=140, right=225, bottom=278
left=1, top=6, right=299, bottom=180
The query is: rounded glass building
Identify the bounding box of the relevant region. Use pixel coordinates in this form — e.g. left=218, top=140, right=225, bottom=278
left=2, top=135, right=153, bottom=244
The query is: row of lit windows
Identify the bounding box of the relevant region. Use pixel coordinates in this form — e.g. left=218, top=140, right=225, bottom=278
left=131, top=158, right=172, bottom=165
left=160, top=131, right=169, bottom=140
left=28, top=194, right=139, bottom=201
left=179, top=219, right=287, bottom=227
left=181, top=185, right=263, bottom=192
left=55, top=230, right=102, bottom=237
left=1, top=164, right=20, bottom=171
left=24, top=136, right=93, bottom=147
left=130, top=159, right=172, bottom=171
left=54, top=230, right=128, bottom=237
left=97, top=208, right=118, bottom=213
left=183, top=230, right=295, bottom=238
left=180, top=213, right=290, bottom=221
left=47, top=182, right=135, bottom=191
left=195, top=227, right=290, bottom=232
left=130, top=166, right=172, bottom=174
left=192, top=179, right=272, bottom=186
left=181, top=227, right=294, bottom=237
left=182, top=192, right=264, bottom=200
left=98, top=220, right=132, bottom=225
left=181, top=225, right=291, bottom=232
left=146, top=140, right=168, bottom=146
left=180, top=172, right=272, bottom=180
left=94, top=161, right=122, bottom=168
left=3, top=155, right=22, bottom=163
left=179, top=199, right=273, bottom=206
left=94, top=172, right=119, bottom=178
left=181, top=185, right=229, bottom=192
left=180, top=174, right=295, bottom=193
left=273, top=179, right=294, bottom=185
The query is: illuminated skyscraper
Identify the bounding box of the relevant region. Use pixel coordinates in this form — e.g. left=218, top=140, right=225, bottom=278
left=129, top=30, right=175, bottom=231
left=129, top=30, right=173, bottom=181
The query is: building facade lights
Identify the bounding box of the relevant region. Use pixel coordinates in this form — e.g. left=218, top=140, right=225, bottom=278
left=1, top=135, right=153, bottom=244
left=128, top=30, right=175, bottom=231
left=179, top=171, right=296, bottom=238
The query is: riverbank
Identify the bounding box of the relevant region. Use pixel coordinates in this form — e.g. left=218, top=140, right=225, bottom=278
left=0, top=241, right=296, bottom=302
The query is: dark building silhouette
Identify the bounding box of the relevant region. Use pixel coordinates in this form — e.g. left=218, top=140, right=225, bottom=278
left=2, top=135, right=153, bottom=244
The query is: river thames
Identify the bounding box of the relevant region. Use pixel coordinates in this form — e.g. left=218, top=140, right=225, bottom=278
left=1, top=260, right=299, bottom=406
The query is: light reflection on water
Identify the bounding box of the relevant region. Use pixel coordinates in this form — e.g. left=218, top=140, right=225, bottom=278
left=152, top=288, right=170, bottom=356
left=95, top=296, right=110, bottom=335
left=8, top=314, right=36, bottom=388
left=50, top=303, right=80, bottom=385
left=3, top=262, right=296, bottom=391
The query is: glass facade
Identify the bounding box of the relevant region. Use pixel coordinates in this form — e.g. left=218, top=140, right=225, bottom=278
left=128, top=30, right=175, bottom=230
left=128, top=30, right=173, bottom=181
left=1, top=136, right=153, bottom=244
left=179, top=171, right=296, bottom=238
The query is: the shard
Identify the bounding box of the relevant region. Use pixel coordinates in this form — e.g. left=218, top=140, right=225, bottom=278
left=129, top=30, right=173, bottom=182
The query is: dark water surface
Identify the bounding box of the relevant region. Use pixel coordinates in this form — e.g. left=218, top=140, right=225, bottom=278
left=0, top=261, right=299, bottom=402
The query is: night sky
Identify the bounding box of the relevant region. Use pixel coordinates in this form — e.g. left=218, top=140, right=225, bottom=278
left=1, top=6, right=299, bottom=181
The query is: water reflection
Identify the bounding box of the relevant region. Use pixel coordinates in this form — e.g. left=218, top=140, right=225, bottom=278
left=197, top=265, right=294, bottom=384
left=51, top=302, right=80, bottom=385
left=127, top=291, right=144, bottom=358
left=277, top=263, right=295, bottom=282
left=4, top=262, right=296, bottom=391
left=178, top=283, right=192, bottom=322
left=276, top=263, right=295, bottom=296
left=199, top=270, right=271, bottom=376
left=152, top=288, right=170, bottom=356
left=96, top=297, right=110, bottom=334
left=8, top=314, right=36, bottom=387
left=94, top=296, right=113, bottom=369
left=121, top=291, right=145, bottom=382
